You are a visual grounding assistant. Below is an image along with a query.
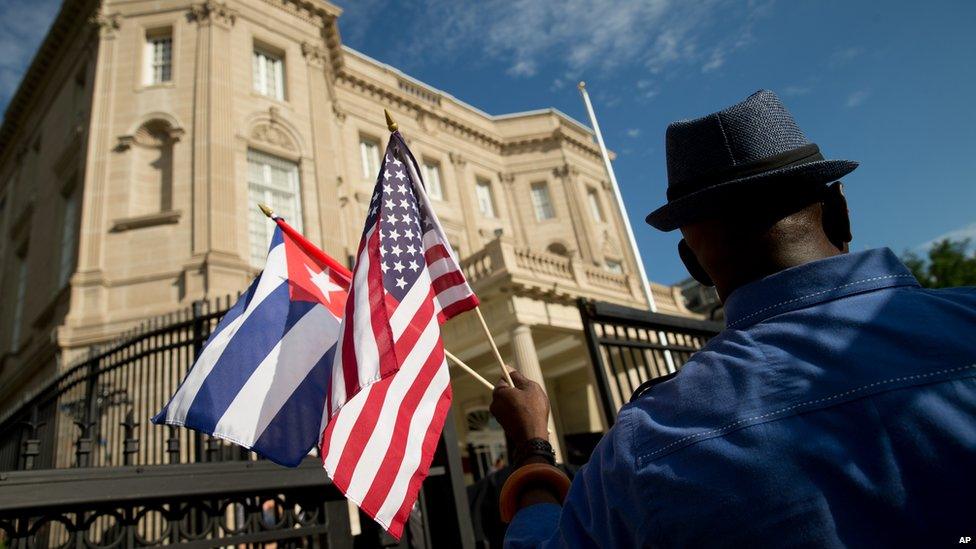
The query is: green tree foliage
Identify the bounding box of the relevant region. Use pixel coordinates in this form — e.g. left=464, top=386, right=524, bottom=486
left=902, top=238, right=976, bottom=289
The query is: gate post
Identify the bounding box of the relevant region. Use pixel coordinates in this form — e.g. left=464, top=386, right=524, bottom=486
left=578, top=299, right=619, bottom=427
left=422, top=407, right=475, bottom=549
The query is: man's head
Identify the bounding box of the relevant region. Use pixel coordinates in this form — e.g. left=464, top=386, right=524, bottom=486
left=646, top=90, right=858, bottom=299
left=678, top=182, right=852, bottom=300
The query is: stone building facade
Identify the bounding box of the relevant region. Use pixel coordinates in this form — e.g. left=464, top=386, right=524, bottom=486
left=0, top=0, right=694, bottom=468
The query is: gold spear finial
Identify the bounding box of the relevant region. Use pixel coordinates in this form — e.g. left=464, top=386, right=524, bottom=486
left=578, top=81, right=587, bottom=90
left=384, top=108, right=398, bottom=132
left=258, top=203, right=274, bottom=218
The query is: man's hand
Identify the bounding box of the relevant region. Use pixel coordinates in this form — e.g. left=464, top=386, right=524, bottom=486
left=490, top=369, right=551, bottom=446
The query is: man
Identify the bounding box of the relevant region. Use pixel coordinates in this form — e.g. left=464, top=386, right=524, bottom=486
left=490, top=90, right=976, bottom=548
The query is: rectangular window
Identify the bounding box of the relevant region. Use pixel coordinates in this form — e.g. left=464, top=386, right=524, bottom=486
left=587, top=188, right=605, bottom=222
left=530, top=182, right=555, bottom=221
left=247, top=150, right=302, bottom=267
left=422, top=161, right=443, bottom=200
left=605, top=259, right=623, bottom=274
left=10, top=255, right=27, bottom=351
left=475, top=178, right=496, bottom=218
left=145, top=31, right=172, bottom=85
left=58, top=189, right=79, bottom=287
left=359, top=137, right=381, bottom=180
left=252, top=48, right=285, bottom=100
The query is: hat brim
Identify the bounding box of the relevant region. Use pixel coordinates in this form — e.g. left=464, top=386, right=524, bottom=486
left=645, top=159, right=858, bottom=231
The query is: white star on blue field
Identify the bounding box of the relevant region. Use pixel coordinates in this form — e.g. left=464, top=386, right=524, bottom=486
left=4, top=0, right=973, bottom=283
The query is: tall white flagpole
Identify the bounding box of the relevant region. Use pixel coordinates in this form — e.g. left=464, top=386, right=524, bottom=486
left=578, top=81, right=676, bottom=373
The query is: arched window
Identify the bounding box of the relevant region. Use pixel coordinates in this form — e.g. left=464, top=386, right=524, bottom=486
left=547, top=242, right=569, bottom=257
left=130, top=120, right=176, bottom=216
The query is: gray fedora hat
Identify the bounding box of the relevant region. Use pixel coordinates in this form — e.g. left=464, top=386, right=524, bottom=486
left=646, top=90, right=858, bottom=231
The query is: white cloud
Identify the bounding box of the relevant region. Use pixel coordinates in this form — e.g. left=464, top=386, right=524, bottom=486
left=336, top=0, right=769, bottom=82
left=845, top=89, right=870, bottom=108
left=626, top=128, right=641, bottom=138
left=783, top=85, right=812, bottom=96
left=0, top=0, right=60, bottom=111
left=916, top=222, right=976, bottom=251
left=636, top=79, right=659, bottom=101
left=829, top=46, right=865, bottom=67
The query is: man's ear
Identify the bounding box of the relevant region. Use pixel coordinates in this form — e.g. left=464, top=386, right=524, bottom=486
left=822, top=182, right=852, bottom=252
left=678, top=239, right=714, bottom=286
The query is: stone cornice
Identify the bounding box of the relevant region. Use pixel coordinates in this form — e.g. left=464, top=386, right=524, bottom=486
left=336, top=62, right=604, bottom=162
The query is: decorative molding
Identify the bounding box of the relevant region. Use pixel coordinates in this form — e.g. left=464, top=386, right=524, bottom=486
left=498, top=172, right=516, bottom=185
left=449, top=152, right=466, bottom=167
left=601, top=229, right=622, bottom=259
left=330, top=102, right=347, bottom=124
left=89, top=12, right=121, bottom=39
left=250, top=123, right=295, bottom=151
left=552, top=164, right=579, bottom=179
left=110, top=210, right=182, bottom=232
left=301, top=42, right=328, bottom=68
left=189, top=1, right=237, bottom=27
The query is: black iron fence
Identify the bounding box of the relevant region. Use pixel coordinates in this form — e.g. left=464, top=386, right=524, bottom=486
left=0, top=297, right=474, bottom=548
left=578, top=298, right=723, bottom=425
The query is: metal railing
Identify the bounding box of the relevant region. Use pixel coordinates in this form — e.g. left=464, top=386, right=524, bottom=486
left=0, top=297, right=475, bottom=548
left=0, top=297, right=239, bottom=472
left=579, top=298, right=723, bottom=425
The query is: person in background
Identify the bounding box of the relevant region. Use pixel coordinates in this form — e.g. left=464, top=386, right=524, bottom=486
left=490, top=90, right=976, bottom=548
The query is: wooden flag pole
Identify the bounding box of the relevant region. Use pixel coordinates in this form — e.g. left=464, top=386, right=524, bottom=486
left=475, top=307, right=514, bottom=386
left=383, top=109, right=514, bottom=388
left=444, top=350, right=494, bottom=390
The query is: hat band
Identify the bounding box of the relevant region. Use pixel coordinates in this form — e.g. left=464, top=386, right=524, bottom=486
left=667, top=144, right=824, bottom=200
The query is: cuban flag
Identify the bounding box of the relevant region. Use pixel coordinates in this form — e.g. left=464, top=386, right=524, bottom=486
left=153, top=216, right=350, bottom=467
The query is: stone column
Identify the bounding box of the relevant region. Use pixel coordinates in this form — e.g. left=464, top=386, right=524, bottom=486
left=189, top=1, right=239, bottom=259
left=301, top=42, right=345, bottom=259
left=449, top=152, right=481, bottom=253
left=552, top=164, right=595, bottom=263
left=71, top=12, right=121, bottom=327
left=498, top=172, right=528, bottom=246
left=510, top=324, right=564, bottom=462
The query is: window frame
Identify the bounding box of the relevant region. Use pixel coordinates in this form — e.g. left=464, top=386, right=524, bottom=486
left=421, top=160, right=444, bottom=200
left=605, top=259, right=624, bottom=274
left=10, top=251, right=28, bottom=351
left=587, top=187, right=605, bottom=223
left=359, top=136, right=381, bottom=180
left=143, top=28, right=173, bottom=86
left=58, top=184, right=80, bottom=288
left=530, top=181, right=556, bottom=221
left=252, top=46, right=286, bottom=100
left=246, top=149, right=303, bottom=268
left=475, top=177, right=497, bottom=218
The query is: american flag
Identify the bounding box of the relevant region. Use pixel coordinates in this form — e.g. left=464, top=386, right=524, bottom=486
left=320, top=131, right=479, bottom=538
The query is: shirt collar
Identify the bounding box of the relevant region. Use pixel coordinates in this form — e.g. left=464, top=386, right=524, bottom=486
left=724, top=248, right=919, bottom=329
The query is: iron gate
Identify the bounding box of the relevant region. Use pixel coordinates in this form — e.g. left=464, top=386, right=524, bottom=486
left=578, top=298, right=723, bottom=425
left=0, top=297, right=474, bottom=548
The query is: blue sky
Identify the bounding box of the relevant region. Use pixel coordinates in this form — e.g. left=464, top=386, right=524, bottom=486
left=3, top=1, right=974, bottom=284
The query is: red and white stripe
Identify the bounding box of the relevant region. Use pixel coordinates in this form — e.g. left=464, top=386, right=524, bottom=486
left=320, top=136, right=478, bottom=539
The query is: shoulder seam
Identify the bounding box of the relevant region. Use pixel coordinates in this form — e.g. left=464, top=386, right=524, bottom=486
left=727, top=274, right=915, bottom=328
left=638, top=363, right=976, bottom=464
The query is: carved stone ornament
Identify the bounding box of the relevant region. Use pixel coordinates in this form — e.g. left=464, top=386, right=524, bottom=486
left=189, top=1, right=237, bottom=26
left=89, top=12, right=121, bottom=38
left=601, top=229, right=622, bottom=258
left=449, top=152, right=466, bottom=167
left=251, top=123, right=295, bottom=151
left=552, top=164, right=579, bottom=179
left=301, top=42, right=328, bottom=67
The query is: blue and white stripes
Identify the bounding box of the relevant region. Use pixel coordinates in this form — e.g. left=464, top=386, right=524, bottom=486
left=153, top=228, right=343, bottom=466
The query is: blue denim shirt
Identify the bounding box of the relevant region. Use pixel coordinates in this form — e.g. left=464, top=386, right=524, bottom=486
left=506, top=249, right=976, bottom=548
